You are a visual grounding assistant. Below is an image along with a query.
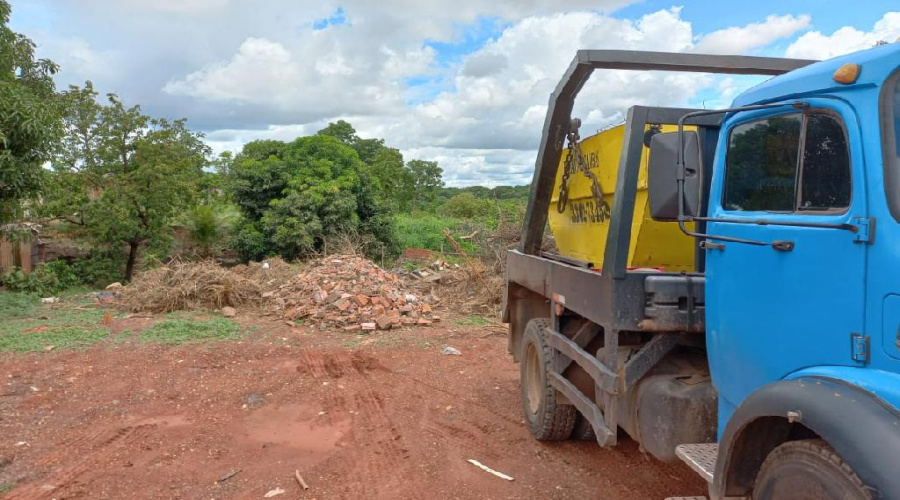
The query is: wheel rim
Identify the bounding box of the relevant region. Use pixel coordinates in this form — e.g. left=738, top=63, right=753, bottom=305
left=524, top=342, right=542, bottom=415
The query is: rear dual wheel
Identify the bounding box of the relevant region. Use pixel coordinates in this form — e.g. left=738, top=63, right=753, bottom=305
left=520, top=318, right=576, bottom=440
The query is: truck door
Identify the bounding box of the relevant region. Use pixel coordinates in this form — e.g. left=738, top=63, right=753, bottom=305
left=704, top=101, right=867, bottom=423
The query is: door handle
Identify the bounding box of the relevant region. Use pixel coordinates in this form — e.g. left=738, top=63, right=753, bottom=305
left=700, top=240, right=725, bottom=251
left=772, top=240, right=794, bottom=251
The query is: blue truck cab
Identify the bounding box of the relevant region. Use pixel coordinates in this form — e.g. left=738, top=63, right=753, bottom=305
left=701, top=43, right=900, bottom=499
left=504, top=45, right=900, bottom=500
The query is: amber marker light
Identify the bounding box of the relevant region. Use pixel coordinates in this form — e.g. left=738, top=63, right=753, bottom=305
left=833, top=63, right=861, bottom=84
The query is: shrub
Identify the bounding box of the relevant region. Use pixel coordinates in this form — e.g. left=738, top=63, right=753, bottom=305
left=71, top=250, right=126, bottom=288
left=439, top=192, right=496, bottom=221
left=2, top=260, right=81, bottom=296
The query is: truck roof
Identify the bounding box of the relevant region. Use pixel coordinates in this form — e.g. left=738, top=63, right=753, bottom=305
left=733, top=43, right=900, bottom=107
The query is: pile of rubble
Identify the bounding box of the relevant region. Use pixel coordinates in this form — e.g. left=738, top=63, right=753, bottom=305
left=271, top=255, right=440, bottom=331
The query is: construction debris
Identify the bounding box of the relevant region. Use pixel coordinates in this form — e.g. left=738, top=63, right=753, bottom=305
left=294, top=470, right=310, bottom=490
left=216, top=469, right=242, bottom=483
left=467, top=459, right=514, bottom=481
left=269, top=255, right=438, bottom=330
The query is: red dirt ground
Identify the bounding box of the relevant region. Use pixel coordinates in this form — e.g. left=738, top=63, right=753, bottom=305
left=0, top=314, right=706, bottom=499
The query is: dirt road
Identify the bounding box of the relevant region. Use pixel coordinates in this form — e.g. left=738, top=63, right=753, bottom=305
left=0, top=315, right=706, bottom=499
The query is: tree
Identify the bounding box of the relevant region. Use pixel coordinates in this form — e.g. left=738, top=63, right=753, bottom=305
left=42, top=83, right=209, bottom=281
left=406, top=159, right=444, bottom=211
left=370, top=147, right=411, bottom=210
left=317, top=120, right=385, bottom=164
left=0, top=0, right=62, bottom=225
left=228, top=134, right=397, bottom=261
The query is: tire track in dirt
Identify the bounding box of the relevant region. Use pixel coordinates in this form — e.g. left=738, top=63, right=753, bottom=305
left=10, top=424, right=156, bottom=500
left=294, top=348, right=421, bottom=500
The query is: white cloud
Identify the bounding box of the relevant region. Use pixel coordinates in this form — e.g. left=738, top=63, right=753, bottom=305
left=22, top=0, right=831, bottom=186
left=786, top=12, right=900, bottom=60
left=696, top=14, right=811, bottom=55
left=120, top=0, right=232, bottom=14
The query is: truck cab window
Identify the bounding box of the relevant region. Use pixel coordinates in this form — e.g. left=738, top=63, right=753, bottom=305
left=800, top=113, right=851, bottom=210
left=724, top=114, right=801, bottom=211
left=723, top=111, right=851, bottom=213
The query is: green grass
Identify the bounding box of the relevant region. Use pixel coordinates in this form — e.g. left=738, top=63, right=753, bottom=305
left=0, top=292, right=38, bottom=319
left=454, top=316, right=489, bottom=327
left=394, top=214, right=481, bottom=254
left=0, top=296, right=114, bottom=352
left=0, top=482, right=15, bottom=495
left=0, top=326, right=109, bottom=352
left=139, top=315, right=242, bottom=344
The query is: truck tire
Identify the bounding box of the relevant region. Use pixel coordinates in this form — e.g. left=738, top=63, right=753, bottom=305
left=752, top=439, right=871, bottom=500
left=520, top=318, right=576, bottom=441
left=571, top=414, right=596, bottom=441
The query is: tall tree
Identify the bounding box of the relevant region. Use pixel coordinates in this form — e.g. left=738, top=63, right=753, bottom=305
left=406, top=159, right=444, bottom=211
left=0, top=0, right=62, bottom=225
left=228, top=134, right=397, bottom=261
left=370, top=147, right=411, bottom=210
left=317, top=120, right=385, bottom=164
left=43, top=84, right=209, bottom=281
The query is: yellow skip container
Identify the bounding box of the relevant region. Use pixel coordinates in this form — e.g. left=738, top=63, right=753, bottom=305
left=548, top=124, right=696, bottom=272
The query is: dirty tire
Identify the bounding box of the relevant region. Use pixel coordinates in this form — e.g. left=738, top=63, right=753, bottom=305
left=752, top=439, right=871, bottom=500
left=520, top=318, right=576, bottom=441
left=571, top=413, right=596, bottom=441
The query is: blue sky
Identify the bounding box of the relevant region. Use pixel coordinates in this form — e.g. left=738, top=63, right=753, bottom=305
left=10, top=1, right=900, bottom=186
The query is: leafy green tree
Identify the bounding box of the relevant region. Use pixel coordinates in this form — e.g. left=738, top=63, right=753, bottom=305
left=228, top=134, right=397, bottom=260
left=0, top=0, right=62, bottom=224
left=406, top=159, right=444, bottom=211
left=317, top=120, right=385, bottom=164
left=370, top=147, right=411, bottom=210
left=317, top=120, right=357, bottom=145
left=42, top=83, right=209, bottom=281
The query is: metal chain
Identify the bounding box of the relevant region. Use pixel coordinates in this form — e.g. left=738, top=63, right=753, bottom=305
left=556, top=119, right=606, bottom=215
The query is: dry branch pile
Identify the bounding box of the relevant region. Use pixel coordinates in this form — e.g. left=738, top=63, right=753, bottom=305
left=119, top=260, right=262, bottom=313
left=271, top=255, right=439, bottom=330
left=231, top=257, right=298, bottom=290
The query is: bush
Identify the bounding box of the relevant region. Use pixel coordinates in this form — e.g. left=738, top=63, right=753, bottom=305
left=2, top=260, right=82, bottom=296
left=439, top=192, right=496, bottom=221
left=71, top=250, right=126, bottom=288
left=183, top=203, right=240, bottom=257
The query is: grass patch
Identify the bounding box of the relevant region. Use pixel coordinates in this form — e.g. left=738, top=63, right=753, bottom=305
left=454, top=316, right=489, bottom=327
left=394, top=214, right=481, bottom=254
left=0, top=298, right=114, bottom=353
left=139, top=315, right=241, bottom=345
left=0, top=482, right=15, bottom=494
left=0, top=326, right=108, bottom=353
left=0, top=292, right=38, bottom=319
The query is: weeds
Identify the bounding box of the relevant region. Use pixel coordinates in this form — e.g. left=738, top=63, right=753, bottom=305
left=454, top=316, right=489, bottom=327
left=0, top=300, right=113, bottom=352
left=139, top=315, right=242, bottom=344
left=0, top=292, right=38, bottom=319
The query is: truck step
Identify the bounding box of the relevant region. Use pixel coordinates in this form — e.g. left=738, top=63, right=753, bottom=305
left=675, top=443, right=718, bottom=483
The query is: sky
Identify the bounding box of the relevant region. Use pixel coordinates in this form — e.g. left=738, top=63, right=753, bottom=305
left=10, top=1, right=900, bottom=187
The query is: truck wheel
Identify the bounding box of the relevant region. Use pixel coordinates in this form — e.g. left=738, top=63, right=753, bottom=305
left=520, top=318, right=576, bottom=441
left=753, top=439, right=871, bottom=500
left=571, top=414, right=596, bottom=441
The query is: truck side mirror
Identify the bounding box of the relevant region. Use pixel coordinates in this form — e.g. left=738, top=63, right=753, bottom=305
left=648, top=131, right=702, bottom=221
